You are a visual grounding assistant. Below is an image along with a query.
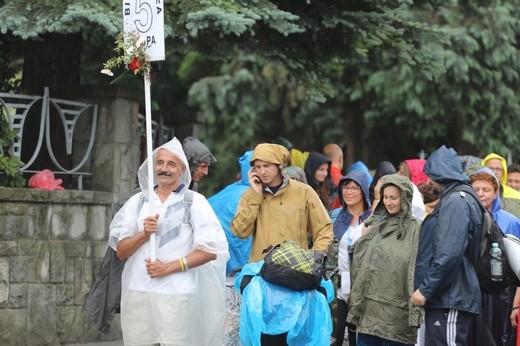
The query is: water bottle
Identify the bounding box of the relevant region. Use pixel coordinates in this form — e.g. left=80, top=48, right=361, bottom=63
left=490, top=242, right=503, bottom=282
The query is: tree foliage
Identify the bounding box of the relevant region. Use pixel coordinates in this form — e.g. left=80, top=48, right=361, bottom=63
left=1, top=0, right=520, bottom=193
left=360, top=1, right=520, bottom=159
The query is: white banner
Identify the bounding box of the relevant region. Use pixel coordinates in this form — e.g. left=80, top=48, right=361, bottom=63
left=123, top=0, right=165, bottom=61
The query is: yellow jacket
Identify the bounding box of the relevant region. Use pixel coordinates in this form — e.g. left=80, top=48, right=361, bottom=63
left=231, top=177, right=333, bottom=262
left=482, top=153, right=520, bottom=200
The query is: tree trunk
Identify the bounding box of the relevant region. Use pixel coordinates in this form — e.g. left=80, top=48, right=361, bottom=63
left=21, top=33, right=82, bottom=97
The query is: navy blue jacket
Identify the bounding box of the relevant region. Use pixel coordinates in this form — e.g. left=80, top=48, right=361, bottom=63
left=414, top=146, right=483, bottom=314
left=332, top=171, right=372, bottom=241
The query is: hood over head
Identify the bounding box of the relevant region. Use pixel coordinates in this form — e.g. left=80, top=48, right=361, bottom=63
left=239, top=150, right=254, bottom=185
left=304, top=151, right=331, bottom=188
left=338, top=170, right=371, bottom=211
left=138, top=137, right=191, bottom=194
left=372, top=174, right=413, bottom=218
left=347, top=160, right=373, bottom=185
left=369, top=161, right=396, bottom=201
left=250, top=143, right=290, bottom=167
left=481, top=153, right=508, bottom=185
left=424, top=145, right=468, bottom=184
left=469, top=166, right=501, bottom=212
left=283, top=165, right=308, bottom=184
left=404, top=159, right=428, bottom=185
left=182, top=136, right=216, bottom=174
left=459, top=155, right=483, bottom=174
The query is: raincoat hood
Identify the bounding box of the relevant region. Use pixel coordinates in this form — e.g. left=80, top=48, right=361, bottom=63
left=250, top=143, right=290, bottom=167
left=481, top=153, right=508, bottom=186
left=372, top=174, right=413, bottom=219
left=239, top=150, right=254, bottom=185
left=138, top=137, right=191, bottom=194
left=424, top=145, right=468, bottom=184
left=304, top=151, right=331, bottom=189
left=283, top=165, right=308, bottom=184
left=459, top=155, right=482, bottom=173
left=347, top=160, right=373, bottom=185
left=369, top=161, right=396, bottom=201
left=404, top=159, right=428, bottom=185
left=338, top=170, right=371, bottom=211
left=469, top=167, right=502, bottom=213
left=182, top=136, right=216, bottom=174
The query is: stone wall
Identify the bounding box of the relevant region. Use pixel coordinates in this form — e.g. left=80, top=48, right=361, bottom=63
left=74, top=85, right=143, bottom=194
left=0, top=187, right=122, bottom=345
left=0, top=86, right=147, bottom=345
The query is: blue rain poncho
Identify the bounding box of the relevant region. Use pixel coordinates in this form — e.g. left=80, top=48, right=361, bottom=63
left=234, top=261, right=333, bottom=346
left=208, top=150, right=253, bottom=274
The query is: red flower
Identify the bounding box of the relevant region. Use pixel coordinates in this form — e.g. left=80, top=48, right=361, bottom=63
left=129, top=56, right=143, bottom=71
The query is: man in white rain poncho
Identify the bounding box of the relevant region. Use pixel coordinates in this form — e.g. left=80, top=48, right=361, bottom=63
left=109, top=137, right=229, bottom=345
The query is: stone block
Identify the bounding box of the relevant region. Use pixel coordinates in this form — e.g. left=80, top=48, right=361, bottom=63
left=65, top=261, right=75, bottom=284
left=11, top=256, right=38, bottom=283
left=8, top=283, right=27, bottom=308
left=88, top=206, right=109, bottom=240
left=0, top=241, right=17, bottom=256
left=50, top=242, right=66, bottom=283
left=0, top=258, right=9, bottom=305
left=74, top=258, right=93, bottom=305
left=0, top=308, right=26, bottom=346
left=65, top=241, right=87, bottom=257
left=51, top=205, right=87, bottom=239
left=57, top=305, right=86, bottom=344
left=56, top=284, right=74, bottom=306
left=27, top=284, right=58, bottom=345
left=17, top=239, right=40, bottom=255
left=1, top=213, right=33, bottom=240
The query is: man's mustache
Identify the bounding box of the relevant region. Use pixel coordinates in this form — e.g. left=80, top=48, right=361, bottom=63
left=157, top=171, right=172, bottom=177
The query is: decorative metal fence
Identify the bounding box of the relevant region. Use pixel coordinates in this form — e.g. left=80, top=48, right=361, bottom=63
left=0, top=87, right=98, bottom=189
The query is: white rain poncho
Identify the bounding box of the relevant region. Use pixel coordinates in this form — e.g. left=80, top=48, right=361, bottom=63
left=109, top=137, right=229, bottom=345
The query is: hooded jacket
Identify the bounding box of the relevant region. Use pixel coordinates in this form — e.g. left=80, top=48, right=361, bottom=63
left=481, top=153, right=520, bottom=217
left=182, top=136, right=216, bottom=192
left=369, top=161, right=396, bottom=202
left=304, top=151, right=331, bottom=190
left=482, top=153, right=520, bottom=200
left=208, top=150, right=254, bottom=274
left=470, top=167, right=520, bottom=238
left=415, top=145, right=483, bottom=314
left=231, top=144, right=332, bottom=262
left=347, top=174, right=422, bottom=344
left=404, top=159, right=428, bottom=186
left=332, top=171, right=372, bottom=242
left=347, top=160, right=373, bottom=185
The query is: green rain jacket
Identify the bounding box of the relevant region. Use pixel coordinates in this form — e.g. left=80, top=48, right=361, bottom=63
left=347, top=174, right=422, bottom=344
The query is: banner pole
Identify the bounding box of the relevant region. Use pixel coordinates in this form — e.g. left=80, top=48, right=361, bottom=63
left=144, top=72, right=156, bottom=261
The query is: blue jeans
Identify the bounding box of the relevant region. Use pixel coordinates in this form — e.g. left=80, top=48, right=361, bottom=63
left=357, top=333, right=413, bottom=346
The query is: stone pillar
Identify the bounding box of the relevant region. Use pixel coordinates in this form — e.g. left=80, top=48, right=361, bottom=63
left=74, top=86, right=142, bottom=195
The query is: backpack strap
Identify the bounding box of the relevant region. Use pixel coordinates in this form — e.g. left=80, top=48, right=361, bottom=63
left=183, top=189, right=194, bottom=226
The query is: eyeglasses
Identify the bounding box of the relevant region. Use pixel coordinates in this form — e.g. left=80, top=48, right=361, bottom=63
left=342, top=185, right=361, bottom=192
left=489, top=167, right=503, bottom=173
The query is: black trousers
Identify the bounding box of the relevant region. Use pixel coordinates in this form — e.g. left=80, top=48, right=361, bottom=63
left=424, top=308, right=474, bottom=346
left=261, top=332, right=288, bottom=345
left=335, top=298, right=357, bottom=346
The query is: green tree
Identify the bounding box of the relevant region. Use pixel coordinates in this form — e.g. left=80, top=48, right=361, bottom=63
left=359, top=1, right=520, bottom=161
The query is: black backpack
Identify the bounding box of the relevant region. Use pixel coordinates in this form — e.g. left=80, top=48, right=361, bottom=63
left=454, top=186, right=518, bottom=295
left=259, top=240, right=326, bottom=291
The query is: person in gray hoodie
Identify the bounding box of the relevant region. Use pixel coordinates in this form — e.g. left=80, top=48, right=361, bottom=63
left=182, top=136, right=217, bottom=192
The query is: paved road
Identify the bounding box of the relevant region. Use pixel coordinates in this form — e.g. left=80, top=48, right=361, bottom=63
left=63, top=340, right=123, bottom=346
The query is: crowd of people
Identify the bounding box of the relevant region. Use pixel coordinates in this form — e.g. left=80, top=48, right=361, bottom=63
left=85, top=136, right=520, bottom=346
